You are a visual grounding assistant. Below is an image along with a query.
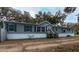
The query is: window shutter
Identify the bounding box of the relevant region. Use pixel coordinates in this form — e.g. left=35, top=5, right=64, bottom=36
left=15, top=23, right=16, bottom=32
left=6, top=23, right=8, bottom=31
left=0, top=21, right=3, bottom=28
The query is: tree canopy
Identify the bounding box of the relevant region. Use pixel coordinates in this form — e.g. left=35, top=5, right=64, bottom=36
left=0, top=7, right=77, bottom=25
left=64, top=7, right=76, bottom=14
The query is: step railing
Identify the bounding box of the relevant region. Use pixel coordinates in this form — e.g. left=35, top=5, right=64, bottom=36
left=47, top=27, right=58, bottom=38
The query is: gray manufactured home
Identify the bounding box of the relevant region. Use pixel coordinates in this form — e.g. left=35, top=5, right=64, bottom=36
left=0, top=20, right=75, bottom=41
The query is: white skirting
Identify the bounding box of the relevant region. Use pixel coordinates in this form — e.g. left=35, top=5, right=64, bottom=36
left=7, top=33, right=47, bottom=40
left=58, top=33, right=74, bottom=37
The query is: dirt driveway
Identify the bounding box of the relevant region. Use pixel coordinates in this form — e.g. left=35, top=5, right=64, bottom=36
left=0, top=37, right=79, bottom=52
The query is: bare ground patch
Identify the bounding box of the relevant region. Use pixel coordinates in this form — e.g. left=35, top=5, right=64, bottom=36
left=0, top=36, right=79, bottom=52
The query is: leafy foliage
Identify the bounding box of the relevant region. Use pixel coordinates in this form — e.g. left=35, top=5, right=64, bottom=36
left=0, top=7, right=77, bottom=25
left=72, top=23, right=79, bottom=34
left=0, top=7, right=33, bottom=23
left=64, top=7, right=76, bottom=14
left=35, top=10, right=67, bottom=25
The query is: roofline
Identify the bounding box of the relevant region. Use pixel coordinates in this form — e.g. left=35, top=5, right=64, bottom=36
left=39, top=21, right=51, bottom=25
left=0, top=20, right=74, bottom=29
left=3, top=20, right=51, bottom=26
left=3, top=20, right=38, bottom=25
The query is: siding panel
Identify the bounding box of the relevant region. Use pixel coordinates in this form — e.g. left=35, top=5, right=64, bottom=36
left=16, top=24, right=24, bottom=33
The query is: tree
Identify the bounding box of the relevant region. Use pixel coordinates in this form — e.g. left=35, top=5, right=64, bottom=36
left=0, top=7, right=9, bottom=16
left=35, top=10, right=66, bottom=25
left=35, top=11, right=43, bottom=23
left=0, top=7, right=33, bottom=23
left=71, top=23, right=79, bottom=34
left=62, top=7, right=77, bottom=25
left=64, top=7, right=76, bottom=14
left=23, top=11, right=32, bottom=23
left=50, top=10, right=62, bottom=24
left=0, top=7, right=77, bottom=24
left=47, top=10, right=66, bottom=25
left=6, top=9, right=22, bottom=22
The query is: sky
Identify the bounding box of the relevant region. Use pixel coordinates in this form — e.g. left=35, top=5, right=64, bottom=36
left=14, top=7, right=79, bottom=23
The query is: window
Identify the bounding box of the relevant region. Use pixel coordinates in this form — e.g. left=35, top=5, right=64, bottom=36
left=24, top=25, right=32, bottom=32
left=52, top=27, right=57, bottom=31
left=41, top=27, right=45, bottom=32
left=55, top=27, right=58, bottom=31
left=68, top=28, right=70, bottom=31
left=8, top=23, right=16, bottom=32
left=37, top=27, right=40, bottom=32
left=62, top=29, right=66, bottom=33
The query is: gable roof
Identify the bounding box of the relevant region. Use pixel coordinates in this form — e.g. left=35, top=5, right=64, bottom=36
left=39, top=21, right=51, bottom=25
left=39, top=21, right=73, bottom=29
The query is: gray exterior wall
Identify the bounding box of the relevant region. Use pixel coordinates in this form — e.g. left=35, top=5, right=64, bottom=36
left=5, top=22, right=47, bottom=34
left=5, top=21, right=74, bottom=35
left=52, top=26, right=74, bottom=34
left=0, top=21, right=75, bottom=41
left=38, top=21, right=74, bottom=34
left=16, top=24, right=24, bottom=33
